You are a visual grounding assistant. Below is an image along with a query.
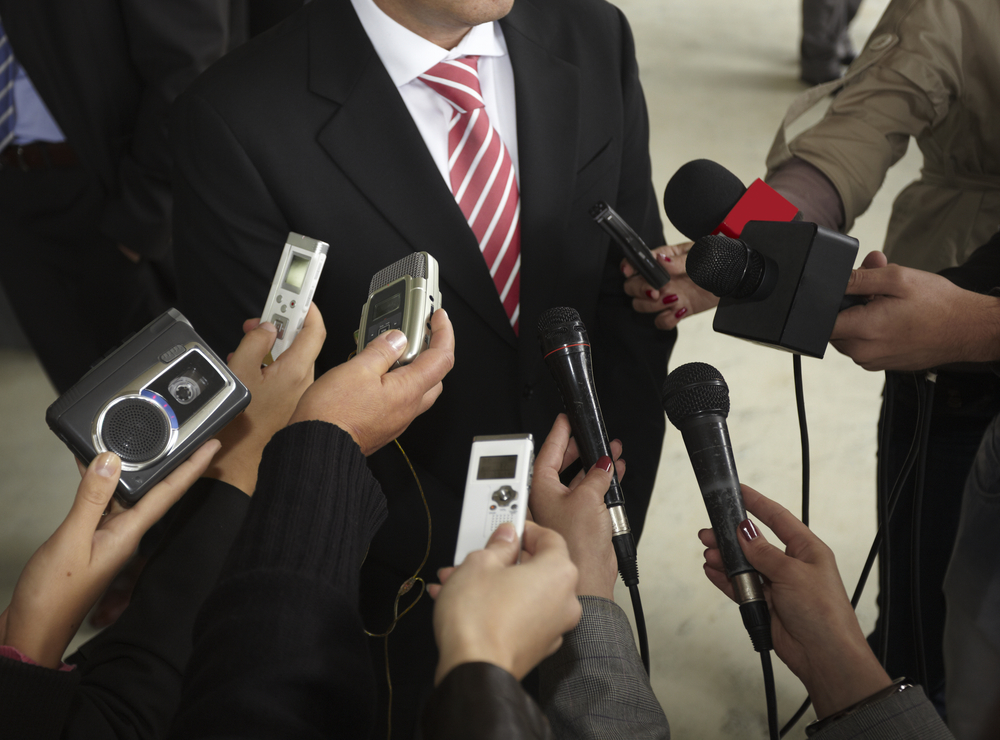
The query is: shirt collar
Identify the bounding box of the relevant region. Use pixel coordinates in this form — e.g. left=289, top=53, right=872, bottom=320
left=350, top=0, right=505, bottom=87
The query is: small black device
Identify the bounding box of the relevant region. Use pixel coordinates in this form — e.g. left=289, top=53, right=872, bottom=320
left=590, top=201, right=670, bottom=290
left=46, top=309, right=251, bottom=507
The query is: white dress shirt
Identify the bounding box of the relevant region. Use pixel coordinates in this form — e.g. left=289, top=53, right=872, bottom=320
left=349, top=0, right=519, bottom=188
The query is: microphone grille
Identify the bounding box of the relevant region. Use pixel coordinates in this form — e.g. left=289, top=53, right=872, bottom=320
left=369, top=252, right=427, bottom=293
left=661, top=362, right=730, bottom=425
left=663, top=159, right=747, bottom=241
left=687, top=236, right=748, bottom=296
left=537, top=307, right=581, bottom=334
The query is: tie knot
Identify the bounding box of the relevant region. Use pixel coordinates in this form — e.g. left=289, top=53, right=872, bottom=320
left=418, top=56, right=484, bottom=114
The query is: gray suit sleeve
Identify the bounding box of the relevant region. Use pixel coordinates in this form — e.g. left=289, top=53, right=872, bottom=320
left=538, top=596, right=670, bottom=740
left=812, top=686, right=954, bottom=740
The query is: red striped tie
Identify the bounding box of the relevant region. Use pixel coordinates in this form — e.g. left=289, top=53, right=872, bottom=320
left=419, top=56, right=520, bottom=335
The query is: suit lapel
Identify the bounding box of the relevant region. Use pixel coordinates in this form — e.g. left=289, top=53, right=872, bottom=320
left=307, top=0, right=516, bottom=345
left=500, top=0, right=581, bottom=371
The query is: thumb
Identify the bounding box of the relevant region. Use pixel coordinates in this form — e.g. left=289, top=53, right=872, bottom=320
left=357, top=330, right=409, bottom=375
left=736, top=518, right=792, bottom=582
left=63, top=453, right=122, bottom=535
left=483, top=522, right=520, bottom=566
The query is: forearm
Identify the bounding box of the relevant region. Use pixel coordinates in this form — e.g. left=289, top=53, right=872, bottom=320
left=766, top=157, right=844, bottom=231
left=171, top=423, right=388, bottom=739
left=539, top=596, right=669, bottom=740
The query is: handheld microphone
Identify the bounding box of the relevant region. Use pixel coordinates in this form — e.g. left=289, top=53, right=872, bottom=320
left=662, top=362, right=771, bottom=652
left=537, top=307, right=638, bottom=587
left=663, top=159, right=800, bottom=241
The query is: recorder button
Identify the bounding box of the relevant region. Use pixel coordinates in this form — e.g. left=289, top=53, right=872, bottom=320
left=280, top=304, right=287, bottom=313
left=492, top=486, right=516, bottom=505
left=159, top=344, right=186, bottom=363
left=276, top=294, right=283, bottom=303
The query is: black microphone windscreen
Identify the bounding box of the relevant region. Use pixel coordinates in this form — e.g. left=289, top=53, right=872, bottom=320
left=661, top=362, right=730, bottom=425
left=688, top=235, right=766, bottom=299
left=537, top=306, right=581, bottom=334
left=663, top=160, right=747, bottom=241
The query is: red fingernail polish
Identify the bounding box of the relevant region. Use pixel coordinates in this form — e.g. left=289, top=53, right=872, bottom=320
left=658, top=254, right=672, bottom=262
left=596, top=455, right=613, bottom=473
left=739, top=519, right=759, bottom=541
left=675, top=307, right=688, bottom=319
left=646, top=290, right=656, bottom=299
left=662, top=294, right=678, bottom=305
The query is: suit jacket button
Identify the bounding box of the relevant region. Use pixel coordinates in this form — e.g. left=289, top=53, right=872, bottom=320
left=523, top=384, right=533, bottom=398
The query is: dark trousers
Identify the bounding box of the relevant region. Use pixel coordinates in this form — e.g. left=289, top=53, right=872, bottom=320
left=0, top=164, right=171, bottom=393
left=871, top=369, right=1000, bottom=710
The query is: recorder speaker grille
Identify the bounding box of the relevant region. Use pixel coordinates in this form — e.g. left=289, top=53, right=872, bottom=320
left=369, top=253, right=426, bottom=292
left=101, top=398, right=171, bottom=464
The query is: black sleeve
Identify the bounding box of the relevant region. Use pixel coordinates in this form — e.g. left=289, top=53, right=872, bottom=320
left=938, top=230, right=1000, bottom=293
left=169, top=422, right=388, bottom=740
left=0, top=656, right=81, bottom=740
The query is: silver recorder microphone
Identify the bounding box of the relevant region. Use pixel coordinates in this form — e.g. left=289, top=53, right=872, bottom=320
left=358, top=252, right=441, bottom=365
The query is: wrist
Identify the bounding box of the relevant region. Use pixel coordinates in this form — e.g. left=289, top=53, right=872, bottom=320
left=802, top=640, right=892, bottom=719
left=435, top=643, right=515, bottom=686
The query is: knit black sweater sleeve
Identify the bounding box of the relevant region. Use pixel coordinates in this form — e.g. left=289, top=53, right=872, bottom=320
left=169, top=421, right=388, bottom=740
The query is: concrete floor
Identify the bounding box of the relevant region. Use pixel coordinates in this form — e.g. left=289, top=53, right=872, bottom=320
left=0, top=0, right=920, bottom=736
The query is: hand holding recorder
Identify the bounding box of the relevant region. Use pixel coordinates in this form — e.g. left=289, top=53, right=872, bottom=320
left=429, top=521, right=581, bottom=686
left=289, top=308, right=455, bottom=455
left=205, top=305, right=327, bottom=495
left=0, top=442, right=219, bottom=669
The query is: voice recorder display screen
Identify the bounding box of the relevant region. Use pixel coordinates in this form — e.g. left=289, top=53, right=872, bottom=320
left=283, top=255, right=310, bottom=292
left=477, top=454, right=518, bottom=480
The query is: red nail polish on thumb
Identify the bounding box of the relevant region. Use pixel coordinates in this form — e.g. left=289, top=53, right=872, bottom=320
left=596, top=455, right=613, bottom=473
left=739, top=519, right=759, bottom=542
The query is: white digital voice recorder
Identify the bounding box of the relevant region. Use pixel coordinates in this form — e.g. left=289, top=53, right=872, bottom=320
left=260, top=233, right=329, bottom=365
left=453, top=433, right=534, bottom=566
left=358, top=252, right=440, bottom=366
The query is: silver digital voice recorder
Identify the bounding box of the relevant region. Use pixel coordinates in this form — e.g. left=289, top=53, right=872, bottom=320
left=358, top=251, right=440, bottom=366
left=453, top=434, right=534, bottom=566
left=260, top=233, right=329, bottom=365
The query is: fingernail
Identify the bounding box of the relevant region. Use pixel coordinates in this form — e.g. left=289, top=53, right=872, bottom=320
left=259, top=321, right=277, bottom=334
left=739, top=519, right=759, bottom=541
left=662, top=294, right=678, bottom=305
left=95, top=453, right=120, bottom=479
left=645, top=289, right=656, bottom=299
left=675, top=307, right=688, bottom=319
left=596, top=455, right=613, bottom=473
left=385, top=330, right=408, bottom=353
left=658, top=254, right=671, bottom=262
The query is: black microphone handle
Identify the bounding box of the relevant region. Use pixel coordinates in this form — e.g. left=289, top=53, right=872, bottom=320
left=542, top=344, right=626, bottom=508
left=677, top=414, right=754, bottom=579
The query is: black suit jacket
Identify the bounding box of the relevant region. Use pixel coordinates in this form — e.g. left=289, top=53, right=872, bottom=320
left=172, top=0, right=673, bottom=730
left=0, top=0, right=230, bottom=257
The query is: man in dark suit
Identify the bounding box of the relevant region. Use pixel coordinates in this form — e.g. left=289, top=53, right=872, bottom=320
left=0, top=1, right=232, bottom=393
left=171, top=0, right=672, bottom=733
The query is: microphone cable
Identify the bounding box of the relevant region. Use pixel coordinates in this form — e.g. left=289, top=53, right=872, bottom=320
left=793, top=354, right=810, bottom=527
left=910, top=371, right=936, bottom=691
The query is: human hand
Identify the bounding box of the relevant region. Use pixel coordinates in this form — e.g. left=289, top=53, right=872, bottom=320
left=622, top=242, right=720, bottom=329
left=205, top=304, right=326, bottom=494
left=0, top=441, right=220, bottom=668
left=287, top=308, right=455, bottom=455
left=830, top=250, right=1000, bottom=371
left=700, top=484, right=891, bottom=719
left=527, top=414, right=623, bottom=600
left=428, top=521, right=581, bottom=685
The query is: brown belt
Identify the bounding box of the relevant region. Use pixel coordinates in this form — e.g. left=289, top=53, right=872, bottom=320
left=0, top=141, right=80, bottom=171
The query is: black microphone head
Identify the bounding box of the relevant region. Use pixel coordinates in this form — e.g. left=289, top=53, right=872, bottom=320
left=538, top=306, right=588, bottom=354
left=687, top=235, right=766, bottom=299
left=663, top=160, right=747, bottom=241
left=661, top=362, right=730, bottom=426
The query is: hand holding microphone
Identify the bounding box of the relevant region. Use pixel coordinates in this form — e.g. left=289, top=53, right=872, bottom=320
left=662, top=362, right=771, bottom=652
left=700, top=484, right=893, bottom=720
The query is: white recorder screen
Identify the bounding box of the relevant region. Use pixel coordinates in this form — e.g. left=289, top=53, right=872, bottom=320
left=453, top=433, right=534, bottom=566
